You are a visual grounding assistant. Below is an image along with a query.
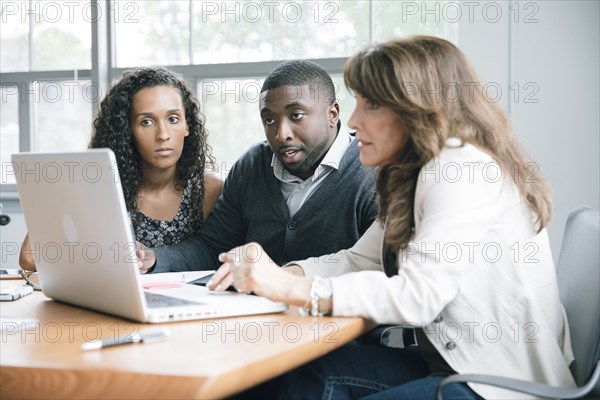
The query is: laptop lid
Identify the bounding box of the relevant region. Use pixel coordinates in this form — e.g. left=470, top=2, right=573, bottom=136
left=13, top=150, right=287, bottom=323
left=13, top=149, right=148, bottom=321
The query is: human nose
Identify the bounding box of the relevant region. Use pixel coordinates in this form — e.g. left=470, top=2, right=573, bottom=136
left=275, top=119, right=294, bottom=143
left=156, top=121, right=170, bottom=141
left=348, top=105, right=361, bottom=132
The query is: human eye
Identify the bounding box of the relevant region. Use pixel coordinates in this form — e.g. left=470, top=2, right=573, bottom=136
left=366, top=99, right=380, bottom=110
left=291, top=112, right=305, bottom=121
left=263, top=117, right=275, bottom=126
left=168, top=115, right=180, bottom=124
left=140, top=118, right=154, bottom=127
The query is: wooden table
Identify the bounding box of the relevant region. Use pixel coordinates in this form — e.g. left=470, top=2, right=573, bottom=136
left=0, top=283, right=374, bottom=399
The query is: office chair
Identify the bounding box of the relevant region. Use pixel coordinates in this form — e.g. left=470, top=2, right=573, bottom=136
left=436, top=206, right=600, bottom=400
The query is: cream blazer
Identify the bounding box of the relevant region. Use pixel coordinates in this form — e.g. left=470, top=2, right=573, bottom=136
left=296, top=139, right=575, bottom=399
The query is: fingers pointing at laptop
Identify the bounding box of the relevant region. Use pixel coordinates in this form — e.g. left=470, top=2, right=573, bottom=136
left=207, top=247, right=253, bottom=292
left=207, top=243, right=308, bottom=303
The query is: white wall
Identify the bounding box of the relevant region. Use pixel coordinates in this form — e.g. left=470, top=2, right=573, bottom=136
left=459, top=0, right=600, bottom=260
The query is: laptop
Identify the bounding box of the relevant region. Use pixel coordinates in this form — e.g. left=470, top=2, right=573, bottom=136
left=12, top=149, right=287, bottom=323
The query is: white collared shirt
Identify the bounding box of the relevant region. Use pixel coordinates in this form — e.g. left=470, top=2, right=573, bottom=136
left=271, top=125, right=353, bottom=217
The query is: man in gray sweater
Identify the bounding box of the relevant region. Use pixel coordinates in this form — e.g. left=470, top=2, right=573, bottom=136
left=141, top=60, right=377, bottom=273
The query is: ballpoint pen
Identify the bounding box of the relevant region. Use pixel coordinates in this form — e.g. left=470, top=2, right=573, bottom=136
left=81, top=328, right=170, bottom=351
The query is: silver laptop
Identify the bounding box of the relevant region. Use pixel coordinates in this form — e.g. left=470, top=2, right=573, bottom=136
left=12, top=149, right=287, bottom=323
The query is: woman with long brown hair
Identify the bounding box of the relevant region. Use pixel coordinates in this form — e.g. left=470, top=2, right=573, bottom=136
left=208, top=36, right=575, bottom=399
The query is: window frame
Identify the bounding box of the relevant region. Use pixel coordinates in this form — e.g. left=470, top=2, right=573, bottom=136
left=0, top=0, right=353, bottom=195
left=1, top=0, right=454, bottom=195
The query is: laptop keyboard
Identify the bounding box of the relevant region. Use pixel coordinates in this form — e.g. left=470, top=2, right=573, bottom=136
left=144, top=291, right=201, bottom=308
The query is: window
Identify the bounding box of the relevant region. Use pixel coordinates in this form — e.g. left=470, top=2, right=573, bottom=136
left=0, top=7, right=28, bottom=72
left=199, top=78, right=265, bottom=173
left=0, top=0, right=91, bottom=72
left=1, top=0, right=94, bottom=189
left=114, top=1, right=191, bottom=67
left=191, top=1, right=370, bottom=64
left=32, top=80, right=94, bottom=152
left=373, top=1, right=457, bottom=41
left=1, top=86, right=20, bottom=184
left=1, top=0, right=457, bottom=187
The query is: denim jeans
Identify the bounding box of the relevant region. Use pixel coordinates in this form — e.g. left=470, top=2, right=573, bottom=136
left=266, top=344, right=483, bottom=400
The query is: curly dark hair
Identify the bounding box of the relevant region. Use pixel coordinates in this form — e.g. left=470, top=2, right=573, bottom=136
left=90, top=67, right=215, bottom=226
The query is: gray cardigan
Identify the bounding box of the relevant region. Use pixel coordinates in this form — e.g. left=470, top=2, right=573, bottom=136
left=152, top=140, right=377, bottom=272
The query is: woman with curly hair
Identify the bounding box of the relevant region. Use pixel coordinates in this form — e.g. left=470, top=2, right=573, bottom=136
left=20, top=67, right=222, bottom=270
left=208, top=36, right=575, bottom=399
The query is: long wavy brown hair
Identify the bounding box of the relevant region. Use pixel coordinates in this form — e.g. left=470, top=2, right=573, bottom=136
left=344, top=36, right=552, bottom=252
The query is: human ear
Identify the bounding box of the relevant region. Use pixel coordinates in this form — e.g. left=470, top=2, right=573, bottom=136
left=328, top=102, right=340, bottom=127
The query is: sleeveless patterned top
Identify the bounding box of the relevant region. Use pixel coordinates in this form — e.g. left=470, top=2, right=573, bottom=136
left=131, top=181, right=203, bottom=248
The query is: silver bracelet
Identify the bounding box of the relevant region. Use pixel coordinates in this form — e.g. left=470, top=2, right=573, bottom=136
left=298, top=277, right=319, bottom=317
left=298, top=276, right=332, bottom=317
left=298, top=289, right=311, bottom=317
left=310, top=277, right=320, bottom=317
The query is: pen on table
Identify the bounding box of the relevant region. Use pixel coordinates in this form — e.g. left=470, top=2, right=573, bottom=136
left=81, top=328, right=170, bottom=351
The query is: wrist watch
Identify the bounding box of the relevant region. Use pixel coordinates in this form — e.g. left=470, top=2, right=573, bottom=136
left=313, top=276, right=333, bottom=316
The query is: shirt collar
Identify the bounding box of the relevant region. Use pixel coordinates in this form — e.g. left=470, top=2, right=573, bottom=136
left=271, top=123, right=353, bottom=184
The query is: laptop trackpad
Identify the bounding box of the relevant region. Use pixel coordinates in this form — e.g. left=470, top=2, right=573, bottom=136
left=144, top=291, right=203, bottom=308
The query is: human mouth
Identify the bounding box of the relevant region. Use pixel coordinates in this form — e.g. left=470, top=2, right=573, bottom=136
left=356, top=139, right=371, bottom=148
left=156, top=148, right=174, bottom=155
left=278, top=147, right=302, bottom=163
